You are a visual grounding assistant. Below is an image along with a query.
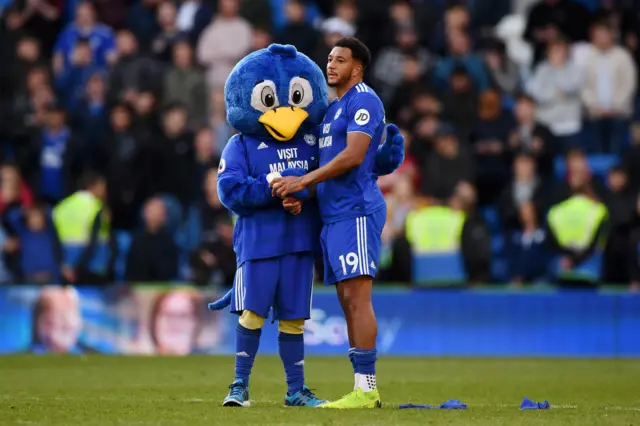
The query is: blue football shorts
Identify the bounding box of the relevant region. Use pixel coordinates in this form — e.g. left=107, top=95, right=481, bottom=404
left=230, top=252, right=315, bottom=320
left=320, top=206, right=386, bottom=286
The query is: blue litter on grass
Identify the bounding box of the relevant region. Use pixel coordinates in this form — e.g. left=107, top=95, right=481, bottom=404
left=399, top=404, right=432, bottom=409
left=399, top=399, right=468, bottom=409
left=520, top=397, right=550, bottom=410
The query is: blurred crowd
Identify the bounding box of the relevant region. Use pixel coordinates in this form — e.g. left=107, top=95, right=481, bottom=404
left=0, top=0, right=639, bottom=288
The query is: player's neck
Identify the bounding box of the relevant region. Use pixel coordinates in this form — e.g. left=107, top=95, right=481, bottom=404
left=336, top=77, right=363, bottom=100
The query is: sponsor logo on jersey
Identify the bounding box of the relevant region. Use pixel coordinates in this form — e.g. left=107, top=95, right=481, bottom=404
left=354, top=109, right=370, bottom=126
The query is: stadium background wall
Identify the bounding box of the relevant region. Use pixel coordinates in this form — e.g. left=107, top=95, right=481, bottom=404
left=1, top=285, right=639, bottom=357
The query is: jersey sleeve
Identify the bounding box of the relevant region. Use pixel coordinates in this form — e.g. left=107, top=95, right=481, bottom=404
left=346, top=92, right=385, bottom=138
left=217, top=135, right=274, bottom=215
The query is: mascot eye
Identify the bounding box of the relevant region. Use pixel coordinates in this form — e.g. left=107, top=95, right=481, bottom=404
left=288, top=77, right=313, bottom=108
left=250, top=80, right=279, bottom=113
left=262, top=87, right=276, bottom=107
left=292, top=88, right=303, bottom=104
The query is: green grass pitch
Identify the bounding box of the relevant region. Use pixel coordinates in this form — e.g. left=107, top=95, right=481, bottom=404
left=1, top=355, right=639, bottom=425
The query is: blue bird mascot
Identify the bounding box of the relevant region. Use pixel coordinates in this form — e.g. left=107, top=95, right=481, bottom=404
left=208, top=44, right=403, bottom=407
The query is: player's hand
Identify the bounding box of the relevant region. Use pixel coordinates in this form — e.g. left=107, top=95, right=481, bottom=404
left=271, top=176, right=306, bottom=198
left=282, top=197, right=302, bottom=215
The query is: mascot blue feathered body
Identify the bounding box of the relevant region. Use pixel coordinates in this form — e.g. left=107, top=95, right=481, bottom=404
left=208, top=44, right=403, bottom=407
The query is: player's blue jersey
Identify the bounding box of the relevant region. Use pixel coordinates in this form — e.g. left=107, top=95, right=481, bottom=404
left=317, top=82, right=386, bottom=223
left=217, top=133, right=321, bottom=266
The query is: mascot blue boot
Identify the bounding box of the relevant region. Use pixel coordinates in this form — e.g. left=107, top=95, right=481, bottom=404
left=209, top=44, right=404, bottom=408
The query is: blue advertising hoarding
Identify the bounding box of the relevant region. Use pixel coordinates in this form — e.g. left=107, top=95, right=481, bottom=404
left=1, top=285, right=639, bottom=357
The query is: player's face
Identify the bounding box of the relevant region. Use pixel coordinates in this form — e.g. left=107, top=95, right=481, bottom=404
left=327, top=47, right=355, bottom=88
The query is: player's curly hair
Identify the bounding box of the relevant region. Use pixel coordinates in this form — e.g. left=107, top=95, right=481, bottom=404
left=334, top=37, right=371, bottom=69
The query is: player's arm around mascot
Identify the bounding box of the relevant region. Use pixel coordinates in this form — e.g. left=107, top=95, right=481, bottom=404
left=207, top=44, right=404, bottom=408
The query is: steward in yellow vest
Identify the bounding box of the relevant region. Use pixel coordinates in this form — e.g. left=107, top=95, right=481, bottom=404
left=405, top=193, right=491, bottom=284
left=52, top=172, right=115, bottom=285
left=405, top=202, right=466, bottom=254
left=546, top=193, right=608, bottom=283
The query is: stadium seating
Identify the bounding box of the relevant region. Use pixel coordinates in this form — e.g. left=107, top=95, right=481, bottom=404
left=412, top=252, right=466, bottom=285
left=553, top=154, right=619, bottom=180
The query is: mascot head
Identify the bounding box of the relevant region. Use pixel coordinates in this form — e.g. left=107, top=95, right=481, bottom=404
left=225, top=44, right=328, bottom=141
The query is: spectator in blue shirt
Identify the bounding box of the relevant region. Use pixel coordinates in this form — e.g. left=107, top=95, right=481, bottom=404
left=507, top=201, right=551, bottom=285
left=54, top=38, right=99, bottom=110
left=70, top=72, right=110, bottom=170
left=25, top=101, right=82, bottom=205
left=6, top=204, right=62, bottom=284
left=53, top=1, right=116, bottom=76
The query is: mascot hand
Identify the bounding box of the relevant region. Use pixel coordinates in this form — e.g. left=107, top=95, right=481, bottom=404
left=376, top=124, right=405, bottom=174
left=207, top=289, right=233, bottom=311
left=280, top=168, right=310, bottom=200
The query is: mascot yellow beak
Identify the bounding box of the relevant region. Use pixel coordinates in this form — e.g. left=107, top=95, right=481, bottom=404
left=258, top=106, right=309, bottom=141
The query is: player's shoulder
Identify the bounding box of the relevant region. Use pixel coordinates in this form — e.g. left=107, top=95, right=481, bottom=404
left=347, top=83, right=382, bottom=109
left=351, top=83, right=380, bottom=100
